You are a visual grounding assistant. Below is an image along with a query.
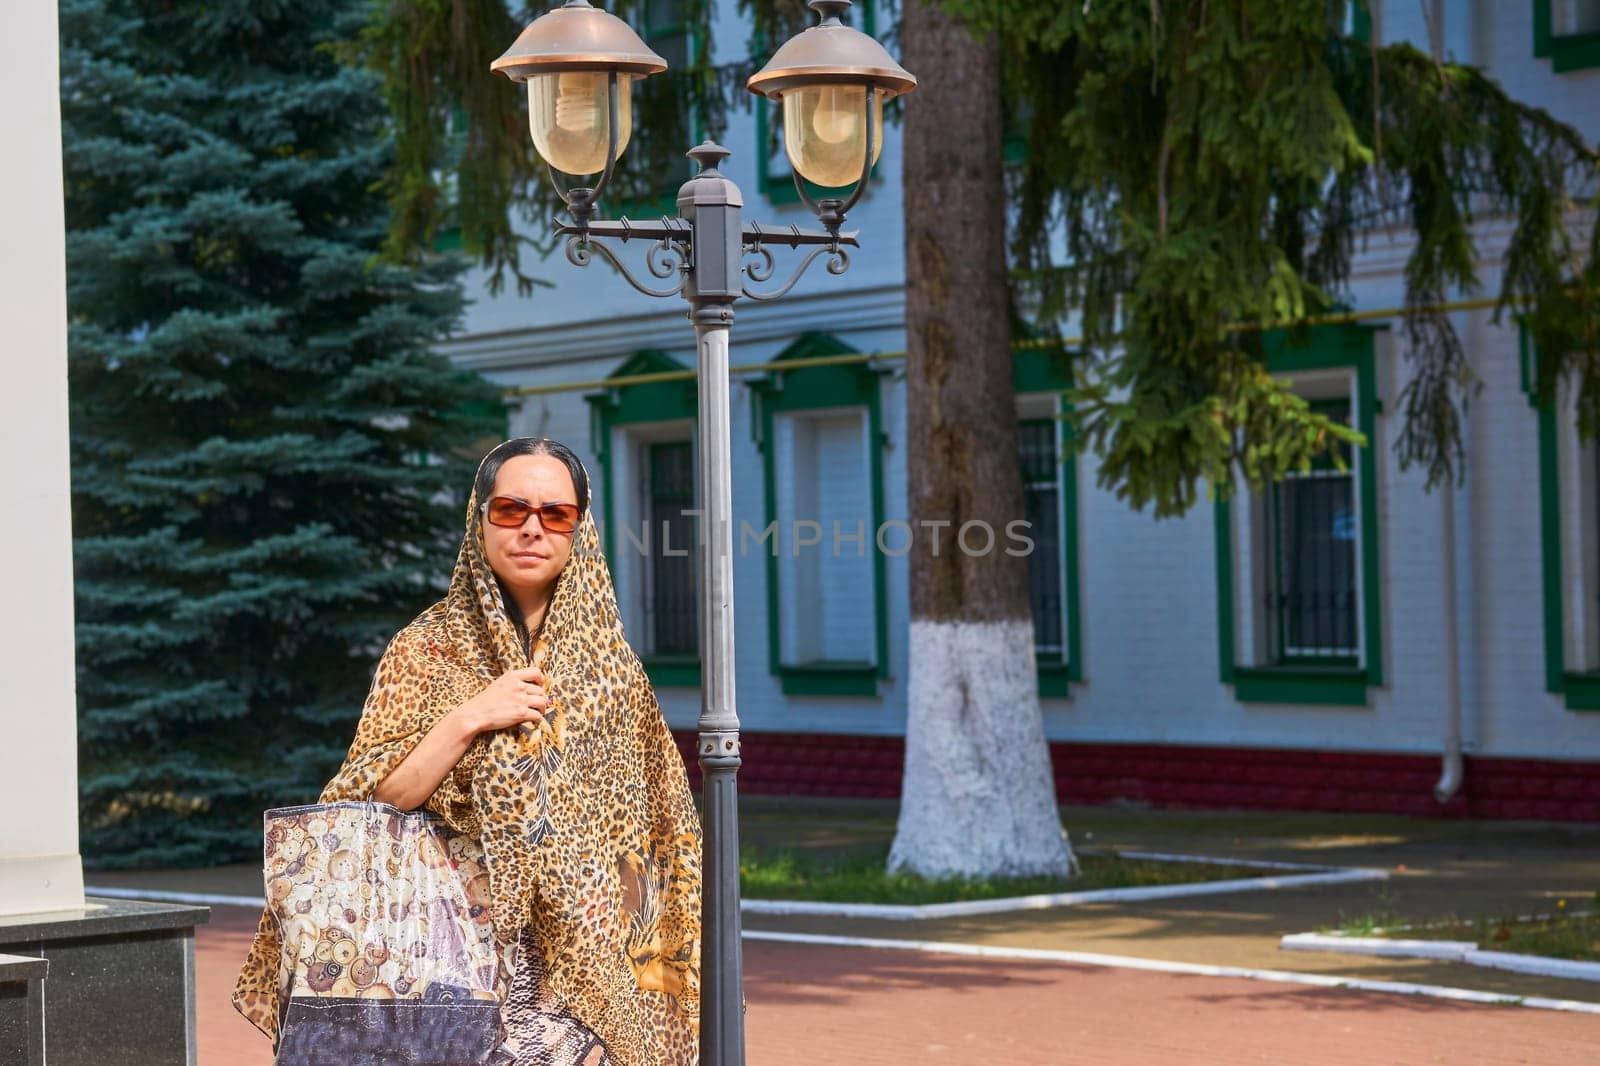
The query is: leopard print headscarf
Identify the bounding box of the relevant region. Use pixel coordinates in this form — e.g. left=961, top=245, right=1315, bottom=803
left=234, top=448, right=702, bottom=1065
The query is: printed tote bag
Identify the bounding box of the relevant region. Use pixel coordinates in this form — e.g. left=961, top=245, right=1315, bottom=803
left=261, top=801, right=503, bottom=1065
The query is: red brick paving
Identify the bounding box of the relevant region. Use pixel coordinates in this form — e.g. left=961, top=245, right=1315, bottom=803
left=200, top=906, right=1600, bottom=1065
left=200, top=906, right=273, bottom=1065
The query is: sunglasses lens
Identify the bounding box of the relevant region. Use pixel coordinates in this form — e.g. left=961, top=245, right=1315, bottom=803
left=540, top=505, right=579, bottom=533
left=486, top=498, right=532, bottom=527
left=485, top=498, right=580, bottom=532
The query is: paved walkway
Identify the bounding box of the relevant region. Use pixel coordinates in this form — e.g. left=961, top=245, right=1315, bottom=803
left=737, top=801, right=1600, bottom=1003
left=198, top=904, right=1600, bottom=1065
left=99, top=802, right=1600, bottom=1062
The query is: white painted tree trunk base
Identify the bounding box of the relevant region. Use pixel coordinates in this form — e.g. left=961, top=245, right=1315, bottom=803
left=888, top=618, right=1076, bottom=880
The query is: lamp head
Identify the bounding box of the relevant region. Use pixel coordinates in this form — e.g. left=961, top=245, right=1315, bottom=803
left=491, top=0, right=667, bottom=81
left=492, top=1, right=668, bottom=176
left=746, top=0, right=916, bottom=189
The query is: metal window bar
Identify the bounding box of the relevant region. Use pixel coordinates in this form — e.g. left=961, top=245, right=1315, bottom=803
left=1018, top=418, right=1064, bottom=656
left=647, top=439, right=699, bottom=656
left=1265, top=400, right=1359, bottom=663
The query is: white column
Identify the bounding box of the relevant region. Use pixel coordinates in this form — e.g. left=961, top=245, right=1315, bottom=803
left=0, top=0, right=86, bottom=916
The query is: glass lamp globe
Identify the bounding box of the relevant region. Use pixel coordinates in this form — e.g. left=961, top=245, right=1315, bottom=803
left=780, top=83, right=885, bottom=188
left=528, top=71, right=635, bottom=176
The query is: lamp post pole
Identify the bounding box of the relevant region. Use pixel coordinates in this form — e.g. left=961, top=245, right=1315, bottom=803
left=490, top=5, right=914, bottom=1062
left=678, top=143, right=747, bottom=1064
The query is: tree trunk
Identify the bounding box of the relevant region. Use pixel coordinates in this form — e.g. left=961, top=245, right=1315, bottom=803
left=887, top=0, right=1075, bottom=880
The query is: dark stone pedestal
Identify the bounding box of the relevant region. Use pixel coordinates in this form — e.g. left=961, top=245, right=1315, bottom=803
left=0, top=897, right=209, bottom=1066
left=0, top=952, right=48, bottom=1066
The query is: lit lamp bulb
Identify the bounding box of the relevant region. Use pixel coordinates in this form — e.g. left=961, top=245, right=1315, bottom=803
left=555, top=71, right=600, bottom=131
left=528, top=70, right=634, bottom=175
left=810, top=85, right=857, bottom=144
left=782, top=83, right=884, bottom=188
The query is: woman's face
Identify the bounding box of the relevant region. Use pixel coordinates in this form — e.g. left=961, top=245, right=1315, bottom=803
left=481, top=454, right=579, bottom=603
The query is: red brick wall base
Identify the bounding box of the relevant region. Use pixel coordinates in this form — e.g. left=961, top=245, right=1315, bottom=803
left=671, top=731, right=1600, bottom=822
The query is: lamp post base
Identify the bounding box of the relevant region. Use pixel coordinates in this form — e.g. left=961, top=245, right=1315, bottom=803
left=697, top=731, right=745, bottom=1066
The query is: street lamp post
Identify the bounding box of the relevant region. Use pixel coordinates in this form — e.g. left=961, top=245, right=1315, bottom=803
left=491, top=3, right=913, bottom=1063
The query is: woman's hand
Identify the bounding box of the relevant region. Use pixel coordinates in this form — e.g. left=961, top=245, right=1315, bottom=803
left=374, top=666, right=551, bottom=811
left=455, top=666, right=550, bottom=735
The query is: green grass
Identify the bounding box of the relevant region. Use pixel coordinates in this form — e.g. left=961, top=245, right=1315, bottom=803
left=738, top=846, right=1272, bottom=905
left=1329, top=892, right=1600, bottom=963
left=1324, top=909, right=1404, bottom=936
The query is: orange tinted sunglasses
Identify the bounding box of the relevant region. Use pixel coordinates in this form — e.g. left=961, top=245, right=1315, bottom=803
left=480, top=495, right=581, bottom=534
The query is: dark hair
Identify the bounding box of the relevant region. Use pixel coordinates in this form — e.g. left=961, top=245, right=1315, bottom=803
left=474, top=437, right=590, bottom=517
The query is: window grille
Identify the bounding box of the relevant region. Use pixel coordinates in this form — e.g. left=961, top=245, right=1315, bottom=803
left=1264, top=400, right=1359, bottom=663
left=646, top=439, right=698, bottom=656
left=1018, top=418, right=1064, bottom=657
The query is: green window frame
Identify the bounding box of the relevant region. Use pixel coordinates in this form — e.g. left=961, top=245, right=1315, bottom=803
left=585, top=349, right=701, bottom=688
left=1348, top=0, right=1371, bottom=44
left=1214, top=324, right=1383, bottom=706
left=1526, top=325, right=1600, bottom=710
left=750, top=332, right=888, bottom=696
left=1535, top=0, right=1600, bottom=72
left=755, top=2, right=879, bottom=205
left=1014, top=345, right=1083, bottom=698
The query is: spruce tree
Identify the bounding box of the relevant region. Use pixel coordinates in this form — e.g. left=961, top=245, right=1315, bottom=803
left=956, top=0, right=1598, bottom=513
left=61, top=0, right=507, bottom=867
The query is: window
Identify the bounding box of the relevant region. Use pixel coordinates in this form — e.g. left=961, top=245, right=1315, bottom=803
left=584, top=349, right=700, bottom=687
left=1535, top=1, right=1600, bottom=72
left=1553, top=0, right=1600, bottom=35
left=755, top=1, right=878, bottom=205
left=1346, top=0, right=1371, bottom=43
left=1264, top=399, right=1359, bottom=665
left=1215, top=324, right=1382, bottom=706
left=773, top=409, right=874, bottom=665
left=1013, top=340, right=1083, bottom=696
left=1528, top=325, right=1600, bottom=710
left=751, top=333, right=888, bottom=696
left=1019, top=417, right=1065, bottom=657
left=644, top=440, right=698, bottom=657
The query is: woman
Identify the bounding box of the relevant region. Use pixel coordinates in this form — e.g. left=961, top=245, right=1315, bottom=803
left=233, top=438, right=702, bottom=1066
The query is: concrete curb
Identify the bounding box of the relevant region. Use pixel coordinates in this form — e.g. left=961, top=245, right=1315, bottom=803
left=92, top=851, right=1390, bottom=922
left=1281, top=932, right=1477, bottom=961
left=745, top=929, right=1600, bottom=1014
left=1466, top=950, right=1600, bottom=982
left=1279, top=932, right=1600, bottom=983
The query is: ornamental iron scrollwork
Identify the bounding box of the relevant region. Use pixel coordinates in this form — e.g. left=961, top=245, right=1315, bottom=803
left=739, top=242, right=851, bottom=303
left=557, top=216, right=692, bottom=300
